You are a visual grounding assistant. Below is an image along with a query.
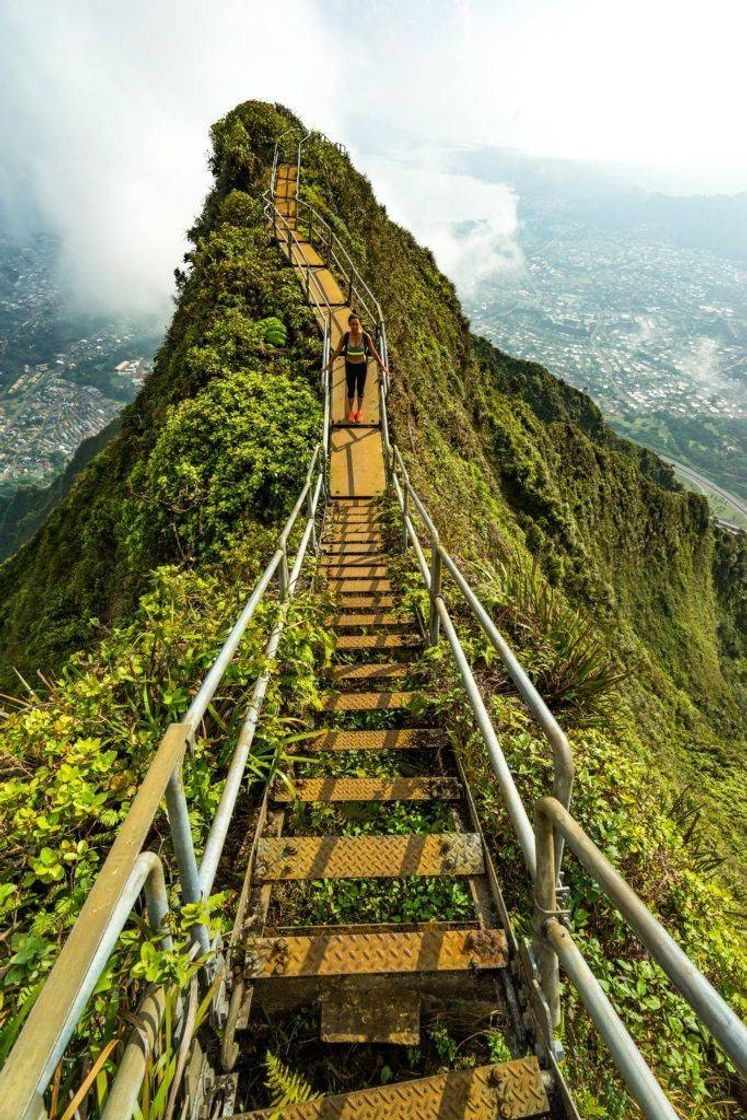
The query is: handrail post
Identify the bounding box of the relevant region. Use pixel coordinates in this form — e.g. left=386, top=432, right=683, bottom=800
left=279, top=547, right=290, bottom=600
left=165, top=767, right=211, bottom=956
left=347, top=267, right=354, bottom=306
left=428, top=534, right=442, bottom=645
left=534, top=804, right=561, bottom=1028
left=402, top=486, right=409, bottom=551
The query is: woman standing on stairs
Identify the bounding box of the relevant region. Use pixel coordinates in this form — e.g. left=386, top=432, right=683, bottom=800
left=325, top=312, right=388, bottom=424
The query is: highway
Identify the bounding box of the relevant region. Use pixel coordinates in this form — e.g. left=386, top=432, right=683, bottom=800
left=665, top=457, right=747, bottom=520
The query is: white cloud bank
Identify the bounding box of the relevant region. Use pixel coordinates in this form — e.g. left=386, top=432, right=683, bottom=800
left=1, top=0, right=744, bottom=317
left=0, top=0, right=342, bottom=313
left=356, top=155, right=523, bottom=296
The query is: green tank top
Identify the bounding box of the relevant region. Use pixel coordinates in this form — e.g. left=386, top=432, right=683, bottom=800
left=343, top=331, right=369, bottom=364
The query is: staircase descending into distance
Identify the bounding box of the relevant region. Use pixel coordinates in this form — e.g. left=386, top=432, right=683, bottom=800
left=273, top=160, right=385, bottom=499
left=1, top=134, right=745, bottom=1120
left=222, top=159, right=554, bottom=1118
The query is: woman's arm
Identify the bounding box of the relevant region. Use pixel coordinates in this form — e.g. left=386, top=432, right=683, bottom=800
left=323, top=337, right=344, bottom=372
left=365, top=334, right=389, bottom=373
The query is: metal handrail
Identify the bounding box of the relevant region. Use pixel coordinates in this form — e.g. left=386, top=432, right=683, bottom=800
left=534, top=797, right=747, bottom=1115
left=383, top=433, right=573, bottom=877
left=293, top=197, right=382, bottom=328
left=375, top=313, right=744, bottom=1112
left=0, top=432, right=326, bottom=1118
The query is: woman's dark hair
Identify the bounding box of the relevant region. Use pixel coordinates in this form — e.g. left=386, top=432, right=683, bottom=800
left=348, top=312, right=361, bottom=324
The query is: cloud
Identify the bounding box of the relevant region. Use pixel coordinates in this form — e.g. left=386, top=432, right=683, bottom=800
left=0, top=0, right=342, bottom=315
left=353, top=153, right=523, bottom=296
left=1, top=0, right=743, bottom=323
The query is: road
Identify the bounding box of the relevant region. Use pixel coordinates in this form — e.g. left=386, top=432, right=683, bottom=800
left=665, top=457, right=747, bottom=520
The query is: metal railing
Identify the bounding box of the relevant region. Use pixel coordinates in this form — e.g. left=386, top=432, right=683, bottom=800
left=378, top=407, right=747, bottom=1113
left=534, top=798, right=747, bottom=1117
left=0, top=457, right=327, bottom=1116
left=381, top=436, right=574, bottom=880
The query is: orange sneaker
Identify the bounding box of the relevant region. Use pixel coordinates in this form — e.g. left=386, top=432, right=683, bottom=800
left=355, top=409, right=364, bottom=423
left=346, top=410, right=356, bottom=423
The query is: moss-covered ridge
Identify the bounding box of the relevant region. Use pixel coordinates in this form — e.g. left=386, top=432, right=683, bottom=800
left=0, top=97, right=742, bottom=869
left=0, top=104, right=320, bottom=680
left=0, top=100, right=743, bottom=1116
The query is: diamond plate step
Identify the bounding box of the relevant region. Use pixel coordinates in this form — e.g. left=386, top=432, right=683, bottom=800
left=254, top=833, right=484, bottom=880
left=324, top=566, right=390, bottom=580
left=323, top=544, right=384, bottom=555
left=240, top=1057, right=550, bottom=1119
left=336, top=633, right=421, bottom=650
left=328, top=511, right=381, bottom=522
left=330, top=579, right=393, bottom=593
left=328, top=612, right=409, bottom=627
left=332, top=662, right=410, bottom=682
left=333, top=594, right=400, bottom=609
left=320, top=689, right=416, bottom=711
left=244, top=927, right=506, bottom=979
left=328, top=500, right=378, bottom=510
left=309, top=728, right=445, bottom=751
left=327, top=533, right=384, bottom=545
left=321, top=555, right=389, bottom=569
left=272, top=776, right=462, bottom=802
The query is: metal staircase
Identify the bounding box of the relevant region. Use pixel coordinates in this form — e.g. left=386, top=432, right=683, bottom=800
left=1, top=131, right=745, bottom=1120
left=217, top=494, right=556, bottom=1118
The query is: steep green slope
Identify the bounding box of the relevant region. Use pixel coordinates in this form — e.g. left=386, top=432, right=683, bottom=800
left=0, top=101, right=744, bottom=1117
left=298, top=134, right=745, bottom=861
left=0, top=104, right=321, bottom=680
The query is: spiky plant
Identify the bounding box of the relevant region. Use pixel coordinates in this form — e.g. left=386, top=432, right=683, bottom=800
left=265, top=1051, right=320, bottom=1114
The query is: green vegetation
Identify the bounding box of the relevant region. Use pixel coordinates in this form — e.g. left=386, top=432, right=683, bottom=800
left=611, top=410, right=747, bottom=507
left=0, top=101, right=744, bottom=1117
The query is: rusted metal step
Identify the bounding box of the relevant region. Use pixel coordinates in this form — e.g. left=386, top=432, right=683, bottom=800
left=239, top=1057, right=550, bottom=1118
left=272, top=776, right=461, bottom=802
left=243, top=927, right=506, bottom=979
left=254, top=833, right=484, bottom=880
left=327, top=611, right=409, bottom=627
left=309, top=728, right=444, bottom=750
left=320, top=689, right=416, bottom=711
left=336, top=633, right=421, bottom=650
left=332, top=662, right=410, bottom=682
left=321, top=988, right=420, bottom=1044
left=329, top=579, right=394, bottom=593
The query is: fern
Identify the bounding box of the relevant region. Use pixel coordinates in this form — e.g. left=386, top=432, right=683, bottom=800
left=265, top=1051, right=319, bottom=1112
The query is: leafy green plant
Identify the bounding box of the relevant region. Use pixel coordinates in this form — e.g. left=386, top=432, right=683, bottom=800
left=265, top=1051, right=319, bottom=1112
left=477, top=558, right=628, bottom=725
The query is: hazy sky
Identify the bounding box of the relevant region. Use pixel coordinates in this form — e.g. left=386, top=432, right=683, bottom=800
left=1, top=0, right=744, bottom=312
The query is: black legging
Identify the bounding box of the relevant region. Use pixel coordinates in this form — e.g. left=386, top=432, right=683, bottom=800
left=345, top=362, right=367, bottom=400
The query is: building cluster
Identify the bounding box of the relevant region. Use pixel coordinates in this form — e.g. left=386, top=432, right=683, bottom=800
left=0, top=356, right=152, bottom=491
left=0, top=233, right=157, bottom=493
left=468, top=229, right=745, bottom=427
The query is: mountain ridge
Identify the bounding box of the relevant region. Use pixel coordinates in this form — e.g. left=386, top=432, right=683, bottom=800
left=0, top=100, right=744, bottom=1117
